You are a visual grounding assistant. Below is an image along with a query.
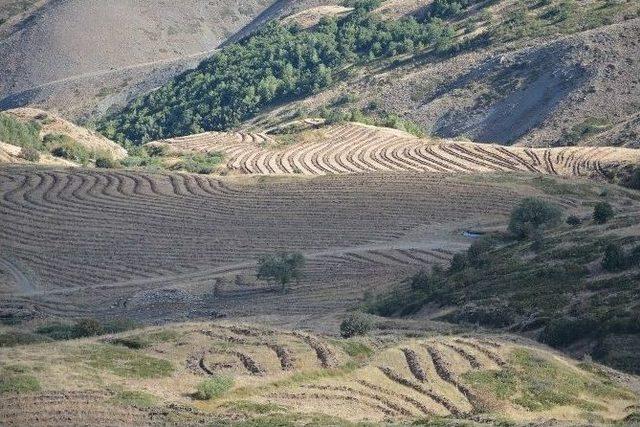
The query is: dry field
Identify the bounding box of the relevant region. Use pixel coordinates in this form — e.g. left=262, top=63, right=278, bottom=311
left=0, top=322, right=638, bottom=425
left=1, top=166, right=563, bottom=324
left=153, top=122, right=640, bottom=177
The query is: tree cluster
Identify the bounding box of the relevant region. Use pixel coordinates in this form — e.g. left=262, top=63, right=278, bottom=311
left=99, top=6, right=456, bottom=145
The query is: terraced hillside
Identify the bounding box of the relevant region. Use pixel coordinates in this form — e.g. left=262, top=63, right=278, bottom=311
left=1, top=166, right=557, bottom=323
left=153, top=122, right=640, bottom=177
left=0, top=322, right=638, bottom=425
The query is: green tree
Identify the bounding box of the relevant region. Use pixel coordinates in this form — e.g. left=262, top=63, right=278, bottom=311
left=593, top=202, right=614, bottom=224
left=508, top=198, right=562, bottom=239
left=257, top=252, right=306, bottom=292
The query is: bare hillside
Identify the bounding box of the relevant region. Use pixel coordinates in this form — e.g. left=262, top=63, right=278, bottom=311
left=247, top=1, right=640, bottom=148
left=0, top=0, right=282, bottom=119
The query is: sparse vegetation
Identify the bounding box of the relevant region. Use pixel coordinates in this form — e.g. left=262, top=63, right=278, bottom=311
left=340, top=312, right=373, bottom=338
left=194, top=376, right=234, bottom=400
left=0, top=113, right=42, bottom=149
left=18, top=146, right=40, bottom=162
left=84, top=344, right=173, bottom=378
left=593, top=201, right=614, bottom=224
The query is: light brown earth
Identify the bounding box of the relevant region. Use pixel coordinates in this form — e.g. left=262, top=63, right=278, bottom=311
left=152, top=122, right=640, bottom=177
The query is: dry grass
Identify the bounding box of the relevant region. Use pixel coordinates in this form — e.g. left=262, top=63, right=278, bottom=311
left=152, top=122, right=640, bottom=177
left=0, top=323, right=636, bottom=425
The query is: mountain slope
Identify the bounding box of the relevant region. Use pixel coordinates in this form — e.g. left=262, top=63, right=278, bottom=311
left=100, top=0, right=640, bottom=148
left=0, top=0, right=285, bottom=119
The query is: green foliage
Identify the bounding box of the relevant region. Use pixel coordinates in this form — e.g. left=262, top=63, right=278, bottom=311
left=0, top=331, right=50, bottom=347
left=508, top=198, right=562, bottom=239
left=602, top=243, right=625, bottom=272
left=194, top=376, right=234, bottom=400
left=99, top=9, right=455, bottom=144
left=95, top=155, right=119, bottom=169
left=464, top=349, right=631, bottom=411
left=566, top=215, right=582, bottom=226
left=18, top=146, right=40, bottom=161
left=0, top=113, right=42, bottom=149
left=257, top=252, right=306, bottom=291
left=0, top=374, right=40, bottom=395
left=172, top=152, right=223, bottom=174
left=112, top=390, right=157, bottom=408
left=320, top=108, right=427, bottom=137
left=84, top=344, right=173, bottom=378
left=45, top=134, right=91, bottom=164
left=427, top=0, right=477, bottom=19
left=593, top=202, right=614, bottom=224
left=337, top=340, right=374, bottom=358
left=339, top=312, right=373, bottom=338
left=562, top=117, right=611, bottom=145
left=35, top=317, right=133, bottom=341
left=540, top=317, right=599, bottom=347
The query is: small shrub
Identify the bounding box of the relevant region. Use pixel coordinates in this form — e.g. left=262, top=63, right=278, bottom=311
left=73, top=318, right=105, bottom=337
left=18, top=147, right=40, bottom=162
left=593, top=202, right=614, bottom=224
left=46, top=134, right=91, bottom=163
left=35, top=322, right=77, bottom=340
left=602, top=243, right=626, bottom=272
left=95, top=156, right=119, bottom=168
left=340, top=312, right=373, bottom=338
left=194, top=376, right=234, bottom=400
left=566, top=215, right=582, bottom=226
left=509, top=198, right=562, bottom=239
left=144, top=144, right=168, bottom=157
left=449, top=252, right=467, bottom=272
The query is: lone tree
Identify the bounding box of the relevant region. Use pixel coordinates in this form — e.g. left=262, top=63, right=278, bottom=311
left=508, top=197, right=562, bottom=239
left=257, top=252, right=306, bottom=292
left=593, top=202, right=614, bottom=224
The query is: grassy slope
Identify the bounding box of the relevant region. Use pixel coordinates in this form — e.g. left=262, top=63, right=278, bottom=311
left=0, top=321, right=637, bottom=425
left=368, top=175, right=640, bottom=374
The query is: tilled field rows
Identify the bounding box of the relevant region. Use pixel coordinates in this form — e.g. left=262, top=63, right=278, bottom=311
left=155, top=123, right=640, bottom=177
left=0, top=167, right=535, bottom=298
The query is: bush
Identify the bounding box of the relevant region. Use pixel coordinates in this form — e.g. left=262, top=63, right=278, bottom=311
left=566, top=215, right=582, bottom=226
left=194, top=376, right=234, bottom=400
left=95, top=156, right=119, bottom=169
left=449, top=252, right=467, bottom=272
left=0, top=113, right=42, bottom=149
left=340, top=312, right=373, bottom=338
left=508, top=198, right=562, bottom=239
left=73, top=318, right=105, bottom=337
left=144, top=144, right=168, bottom=157
left=46, top=134, right=91, bottom=163
left=172, top=152, right=223, bottom=174
left=602, top=243, right=626, bottom=272
left=410, top=266, right=445, bottom=294
left=36, top=318, right=106, bottom=340
left=540, top=317, right=598, bottom=347
left=18, top=147, right=40, bottom=162
left=593, top=202, right=614, bottom=224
